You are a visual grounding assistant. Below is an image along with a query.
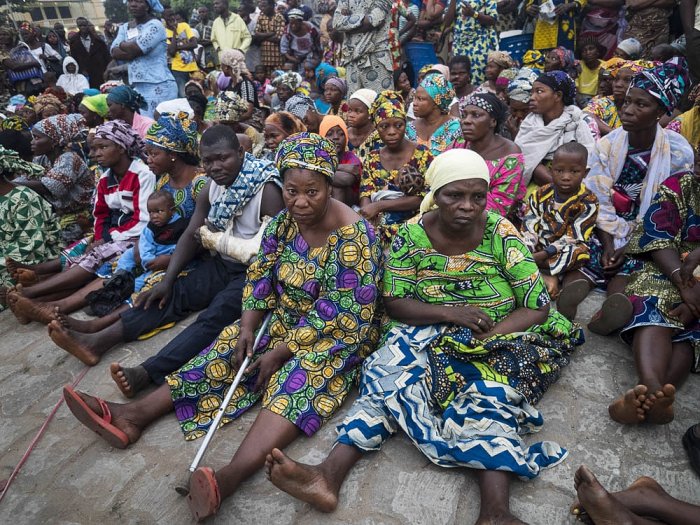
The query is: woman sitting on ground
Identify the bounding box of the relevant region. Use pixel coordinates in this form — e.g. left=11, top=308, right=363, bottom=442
left=265, top=149, right=584, bottom=523
left=359, top=91, right=434, bottom=240
left=319, top=115, right=362, bottom=207
left=0, top=147, right=61, bottom=310
left=262, top=110, right=306, bottom=161
left=13, top=114, right=93, bottom=244
left=607, top=150, right=699, bottom=426
left=558, top=58, right=694, bottom=332
left=78, top=94, right=109, bottom=129
left=6, top=120, right=155, bottom=326
left=406, top=73, right=462, bottom=156
left=515, top=71, right=596, bottom=187
left=218, top=49, right=258, bottom=123
left=215, top=91, right=264, bottom=157
left=450, top=92, right=525, bottom=224
left=62, top=133, right=382, bottom=521
left=106, top=84, right=155, bottom=138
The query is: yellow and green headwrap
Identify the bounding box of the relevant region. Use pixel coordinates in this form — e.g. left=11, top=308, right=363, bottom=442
left=275, top=132, right=338, bottom=179
left=419, top=73, right=455, bottom=114
left=145, top=111, right=199, bottom=158
left=370, top=90, right=405, bottom=127
left=81, top=94, right=109, bottom=118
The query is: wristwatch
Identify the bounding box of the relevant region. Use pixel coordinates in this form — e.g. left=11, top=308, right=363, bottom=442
left=472, top=11, right=480, bottom=18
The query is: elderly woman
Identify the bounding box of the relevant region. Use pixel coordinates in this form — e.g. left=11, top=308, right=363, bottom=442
left=360, top=90, right=434, bottom=234
left=606, top=152, right=700, bottom=426
left=406, top=73, right=462, bottom=156
left=451, top=93, right=525, bottom=223
left=216, top=91, right=264, bottom=156
left=110, top=0, right=177, bottom=118
left=7, top=120, right=155, bottom=325
left=106, top=84, right=155, bottom=138
left=515, top=71, right=596, bottom=187
left=266, top=148, right=584, bottom=523
left=557, top=59, right=694, bottom=330
left=61, top=133, right=382, bottom=522
left=218, top=48, right=258, bottom=122
left=11, top=114, right=92, bottom=244
left=262, top=110, right=306, bottom=160
left=320, top=114, right=362, bottom=206
left=0, top=147, right=61, bottom=310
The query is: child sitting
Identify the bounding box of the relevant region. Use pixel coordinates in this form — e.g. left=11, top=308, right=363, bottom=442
left=521, top=142, right=598, bottom=310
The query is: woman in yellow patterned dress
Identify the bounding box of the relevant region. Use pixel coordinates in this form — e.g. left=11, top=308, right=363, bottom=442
left=61, top=133, right=383, bottom=521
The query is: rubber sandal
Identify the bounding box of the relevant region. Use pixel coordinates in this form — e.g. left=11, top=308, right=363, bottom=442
left=556, top=279, right=591, bottom=321
left=136, top=321, right=177, bottom=341
left=187, top=467, right=221, bottom=522
left=62, top=385, right=130, bottom=449
left=587, top=293, right=633, bottom=335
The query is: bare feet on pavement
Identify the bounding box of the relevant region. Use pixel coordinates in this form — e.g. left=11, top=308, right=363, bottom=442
left=110, top=363, right=151, bottom=398
left=48, top=320, right=101, bottom=366
left=609, top=385, right=650, bottom=424
left=646, top=384, right=676, bottom=425
left=8, top=292, right=56, bottom=324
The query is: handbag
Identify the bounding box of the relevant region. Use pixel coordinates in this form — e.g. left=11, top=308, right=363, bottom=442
left=611, top=187, right=634, bottom=215
left=6, top=43, right=43, bottom=84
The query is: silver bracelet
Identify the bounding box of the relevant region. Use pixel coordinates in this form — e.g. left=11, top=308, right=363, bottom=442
left=670, top=267, right=681, bottom=280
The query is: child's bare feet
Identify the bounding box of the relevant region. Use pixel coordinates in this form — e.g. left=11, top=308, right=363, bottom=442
left=609, top=385, right=649, bottom=424
left=646, top=384, right=675, bottom=425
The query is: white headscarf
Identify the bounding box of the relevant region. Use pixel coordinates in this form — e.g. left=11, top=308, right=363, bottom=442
left=155, top=98, right=194, bottom=118
left=420, top=149, right=490, bottom=213
left=55, top=56, right=89, bottom=96
left=348, top=89, right=377, bottom=109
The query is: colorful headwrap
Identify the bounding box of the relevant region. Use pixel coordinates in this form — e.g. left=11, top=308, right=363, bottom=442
left=285, top=94, right=316, bottom=120
left=275, top=132, right=338, bottom=179
left=219, top=48, right=249, bottom=84
left=324, top=76, right=347, bottom=98
left=0, top=145, right=44, bottom=178
left=81, top=94, right=109, bottom=118
left=535, top=71, right=577, bottom=106
left=348, top=88, right=377, bottom=109
left=419, top=73, right=455, bottom=114
left=83, top=88, right=100, bottom=96
left=420, top=149, right=490, bottom=213
left=94, top=119, right=146, bottom=159
left=99, top=80, right=124, bottom=93
left=315, top=62, right=338, bottom=91
left=496, top=67, right=518, bottom=88
left=34, top=114, right=86, bottom=148
left=370, top=90, right=406, bottom=126
left=33, top=94, right=65, bottom=116
left=215, top=91, right=250, bottom=122
left=107, top=85, right=147, bottom=112
left=319, top=114, right=348, bottom=141
left=624, top=60, right=655, bottom=74
left=600, top=57, right=627, bottom=77
left=522, top=50, right=544, bottom=71
left=507, top=67, right=539, bottom=103
left=630, top=57, right=689, bottom=115
left=287, top=8, right=305, bottom=19
left=272, top=71, right=302, bottom=92
left=145, top=111, right=199, bottom=158
left=459, top=92, right=507, bottom=129
left=487, top=50, right=516, bottom=69
left=548, top=47, right=578, bottom=77
left=419, top=63, right=437, bottom=79
left=0, top=116, right=29, bottom=132
left=43, top=87, right=67, bottom=102
left=265, top=111, right=306, bottom=136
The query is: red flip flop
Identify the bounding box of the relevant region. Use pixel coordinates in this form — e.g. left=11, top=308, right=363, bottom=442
left=187, top=467, right=221, bottom=522
left=62, top=385, right=130, bottom=449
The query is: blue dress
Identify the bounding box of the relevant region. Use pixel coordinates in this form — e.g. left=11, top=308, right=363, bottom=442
left=112, top=19, right=177, bottom=118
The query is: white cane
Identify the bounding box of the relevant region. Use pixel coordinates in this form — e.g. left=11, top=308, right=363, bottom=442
left=174, top=312, right=272, bottom=496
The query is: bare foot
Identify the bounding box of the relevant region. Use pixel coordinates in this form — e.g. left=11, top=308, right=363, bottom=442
left=7, top=287, right=30, bottom=324
left=475, top=512, right=528, bottom=525
left=48, top=320, right=101, bottom=366
left=73, top=389, right=143, bottom=444
left=0, top=286, right=7, bottom=308
left=15, top=268, right=39, bottom=285
left=574, top=465, right=650, bottom=525
left=646, top=384, right=675, bottom=425
left=110, top=363, right=151, bottom=399
left=9, top=293, right=56, bottom=324
left=266, top=448, right=339, bottom=513
left=608, top=385, right=649, bottom=424
left=570, top=476, right=667, bottom=521
left=52, top=308, right=100, bottom=334
left=6, top=258, right=29, bottom=281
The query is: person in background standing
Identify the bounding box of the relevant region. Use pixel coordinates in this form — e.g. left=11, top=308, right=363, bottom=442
left=255, top=0, right=286, bottom=77
left=211, top=0, right=252, bottom=60
left=681, top=0, right=700, bottom=81
left=238, top=1, right=261, bottom=72
left=164, top=7, right=200, bottom=97
left=103, top=20, right=119, bottom=47
left=195, top=6, right=218, bottom=70
left=623, top=0, right=675, bottom=57
left=69, top=17, right=112, bottom=89
left=53, top=23, right=67, bottom=46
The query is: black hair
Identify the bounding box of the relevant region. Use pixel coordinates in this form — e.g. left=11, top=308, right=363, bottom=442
left=178, top=151, right=201, bottom=166
left=201, top=124, right=240, bottom=150
left=449, top=55, right=471, bottom=71
left=148, top=189, right=176, bottom=207
left=554, top=142, right=589, bottom=163
left=186, top=92, right=208, bottom=116
left=0, top=130, right=32, bottom=160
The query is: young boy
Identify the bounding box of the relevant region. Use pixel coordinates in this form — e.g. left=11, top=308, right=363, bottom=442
left=521, top=142, right=598, bottom=314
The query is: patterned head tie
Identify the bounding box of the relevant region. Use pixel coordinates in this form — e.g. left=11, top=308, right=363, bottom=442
left=275, top=132, right=338, bottom=179
left=0, top=115, right=29, bottom=132
left=107, top=85, right=147, bottom=112
left=94, top=119, right=146, bottom=159
left=33, top=114, right=86, bottom=148
left=285, top=94, right=316, bottom=120
left=370, top=90, right=406, bottom=126
left=507, top=67, right=540, bottom=104
left=629, top=57, right=689, bottom=115
left=487, top=50, right=516, bottom=69
left=272, top=71, right=303, bottom=92
left=215, top=91, right=250, bottom=123
left=600, top=57, right=627, bottom=77
left=145, top=111, right=199, bottom=158
left=522, top=50, right=544, bottom=71
left=419, top=73, right=455, bottom=114
left=535, top=71, right=577, bottom=107
left=459, top=92, right=507, bottom=129
left=33, top=94, right=65, bottom=117
left=0, top=145, right=44, bottom=178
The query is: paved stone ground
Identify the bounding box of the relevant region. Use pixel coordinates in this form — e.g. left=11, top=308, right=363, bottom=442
left=0, top=292, right=698, bottom=524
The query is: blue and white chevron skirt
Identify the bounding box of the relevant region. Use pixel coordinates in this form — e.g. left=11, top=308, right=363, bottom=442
left=336, top=324, right=569, bottom=480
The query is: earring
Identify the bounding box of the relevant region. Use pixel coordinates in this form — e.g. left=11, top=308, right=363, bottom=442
left=171, top=158, right=176, bottom=162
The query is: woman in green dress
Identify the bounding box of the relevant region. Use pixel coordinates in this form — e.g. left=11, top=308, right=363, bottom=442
left=61, top=132, right=383, bottom=521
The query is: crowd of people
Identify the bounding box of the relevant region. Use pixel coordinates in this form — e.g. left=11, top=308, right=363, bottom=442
left=0, top=0, right=699, bottom=522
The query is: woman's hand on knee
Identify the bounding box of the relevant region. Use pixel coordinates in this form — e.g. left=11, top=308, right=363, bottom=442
left=247, top=344, right=293, bottom=392
left=678, top=285, right=700, bottom=319
left=234, top=327, right=255, bottom=369
left=446, top=305, right=494, bottom=334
